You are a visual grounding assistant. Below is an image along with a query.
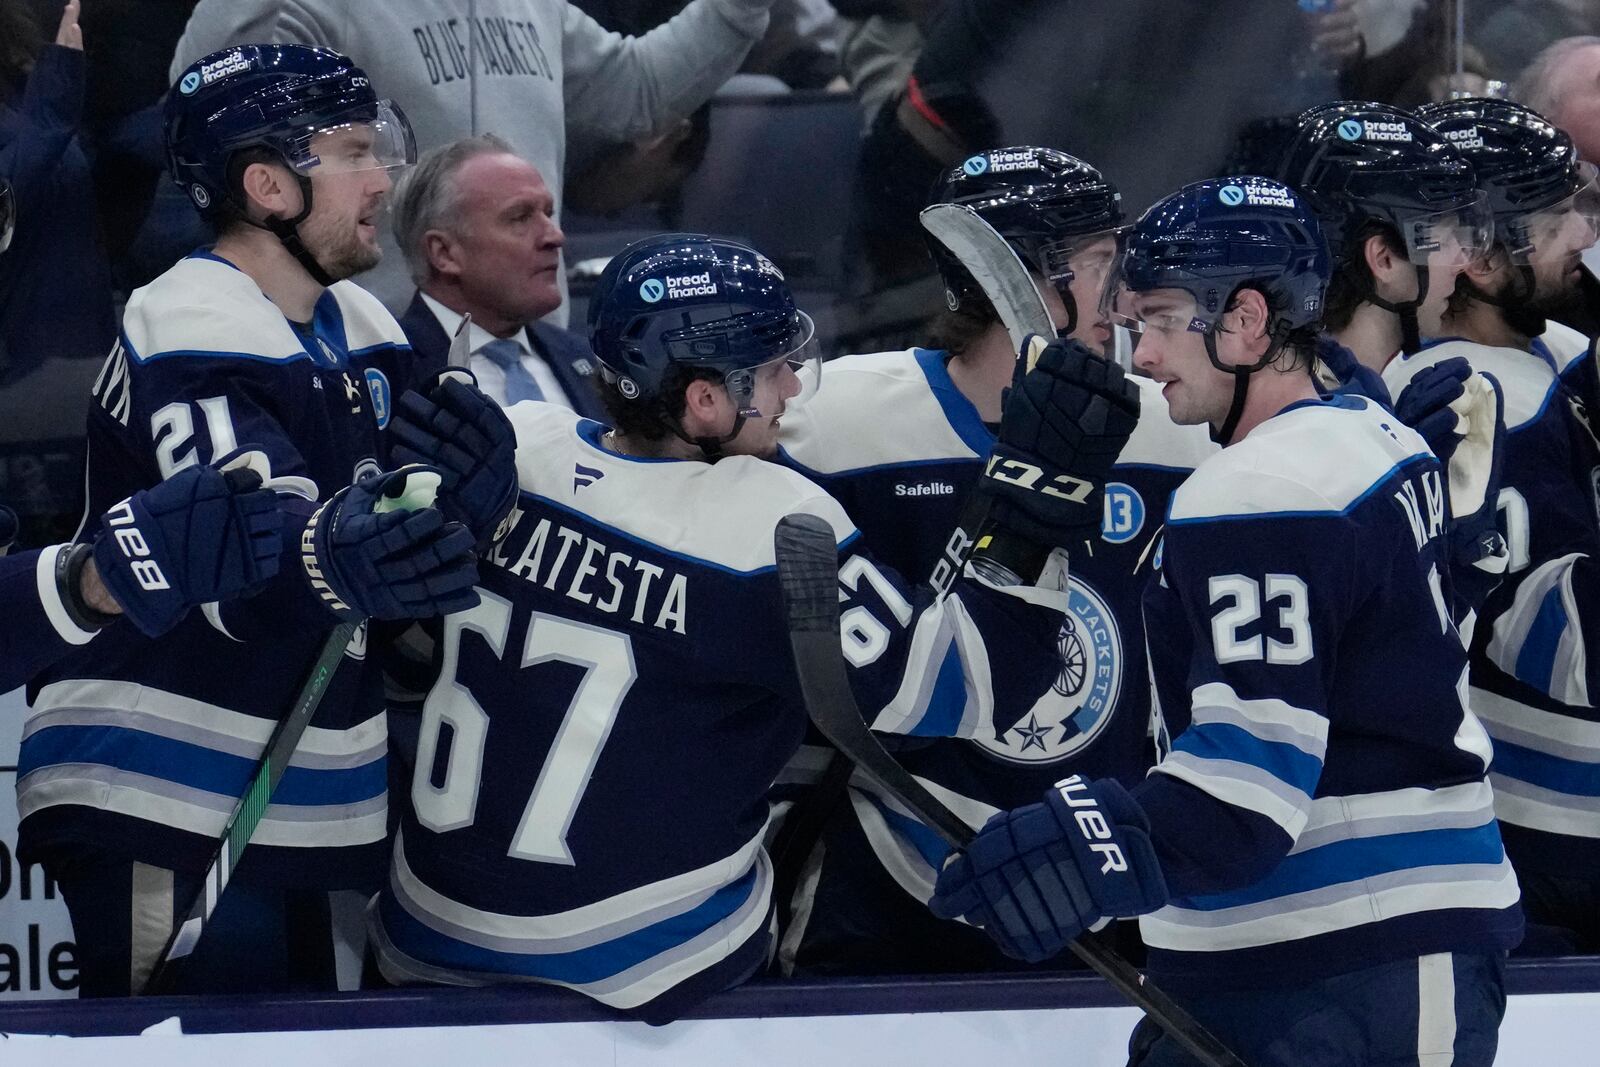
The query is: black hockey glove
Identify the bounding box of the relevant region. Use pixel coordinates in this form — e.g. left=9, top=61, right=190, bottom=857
left=388, top=370, right=519, bottom=550
left=977, top=336, right=1141, bottom=548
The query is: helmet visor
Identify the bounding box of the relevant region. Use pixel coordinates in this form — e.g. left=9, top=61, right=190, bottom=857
left=1399, top=191, right=1493, bottom=268
left=291, top=101, right=417, bottom=177
left=724, top=310, right=819, bottom=418
left=1506, top=161, right=1600, bottom=264
left=1100, top=253, right=1216, bottom=336
left=1039, top=228, right=1123, bottom=292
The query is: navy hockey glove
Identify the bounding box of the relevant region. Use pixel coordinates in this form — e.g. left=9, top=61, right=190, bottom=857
left=90, top=463, right=283, bottom=637
left=1316, top=335, right=1391, bottom=405
left=978, top=336, right=1140, bottom=547
left=302, top=465, right=481, bottom=622
left=387, top=371, right=518, bottom=548
left=1394, top=357, right=1472, bottom=464
left=929, top=775, right=1167, bottom=963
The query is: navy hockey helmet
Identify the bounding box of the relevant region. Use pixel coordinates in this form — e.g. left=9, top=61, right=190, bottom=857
left=588, top=233, right=817, bottom=454
left=926, top=146, right=1123, bottom=336
left=1103, top=176, right=1331, bottom=442
left=0, top=178, right=12, bottom=256
left=1417, top=98, right=1599, bottom=264
left=1277, top=101, right=1490, bottom=352
left=165, top=45, right=415, bottom=283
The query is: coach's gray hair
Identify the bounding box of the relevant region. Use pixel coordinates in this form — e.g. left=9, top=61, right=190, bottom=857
left=1515, top=36, right=1600, bottom=121
left=391, top=133, right=516, bottom=285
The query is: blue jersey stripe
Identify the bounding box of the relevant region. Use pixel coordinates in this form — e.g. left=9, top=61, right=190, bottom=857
left=1176, top=821, right=1507, bottom=912
left=876, top=796, right=955, bottom=870
left=906, top=645, right=968, bottom=737
left=17, top=724, right=386, bottom=806
left=1513, top=583, right=1569, bottom=696
left=1170, top=720, right=1324, bottom=798
left=1491, top=738, right=1600, bottom=797
left=381, top=863, right=760, bottom=984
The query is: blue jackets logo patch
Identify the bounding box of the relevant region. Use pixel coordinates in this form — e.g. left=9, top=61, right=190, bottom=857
left=974, top=576, right=1122, bottom=764
left=1101, top=482, right=1145, bottom=544
left=365, top=368, right=392, bottom=429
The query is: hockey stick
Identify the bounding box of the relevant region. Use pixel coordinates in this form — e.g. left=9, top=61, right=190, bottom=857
left=142, top=476, right=442, bottom=994
left=774, top=513, right=1248, bottom=1067
left=141, top=615, right=360, bottom=994
left=919, top=202, right=1054, bottom=594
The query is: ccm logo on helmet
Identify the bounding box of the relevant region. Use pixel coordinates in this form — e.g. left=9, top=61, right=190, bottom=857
left=103, top=498, right=171, bottom=592
left=1055, top=775, right=1128, bottom=875
left=984, top=456, right=1094, bottom=503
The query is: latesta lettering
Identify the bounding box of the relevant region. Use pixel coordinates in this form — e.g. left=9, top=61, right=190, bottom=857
left=488, top=513, right=689, bottom=634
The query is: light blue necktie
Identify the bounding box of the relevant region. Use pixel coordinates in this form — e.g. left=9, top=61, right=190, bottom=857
left=479, top=338, right=545, bottom=404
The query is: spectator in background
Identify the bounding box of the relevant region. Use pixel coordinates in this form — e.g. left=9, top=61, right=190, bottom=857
left=170, top=0, right=788, bottom=324
left=1518, top=36, right=1600, bottom=165
left=0, top=0, right=115, bottom=384
left=392, top=135, right=604, bottom=417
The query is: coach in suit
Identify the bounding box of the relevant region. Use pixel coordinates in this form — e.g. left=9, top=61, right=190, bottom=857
left=392, top=135, right=604, bottom=418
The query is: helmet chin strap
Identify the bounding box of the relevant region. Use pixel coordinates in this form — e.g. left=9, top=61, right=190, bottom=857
left=1360, top=263, right=1430, bottom=356
left=668, top=413, right=747, bottom=461
left=246, top=173, right=336, bottom=289
left=1202, top=322, right=1291, bottom=446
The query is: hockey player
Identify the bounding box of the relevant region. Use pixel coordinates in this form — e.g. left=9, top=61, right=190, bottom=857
left=775, top=147, right=1216, bottom=975
left=932, top=178, right=1523, bottom=1067
left=1383, top=98, right=1600, bottom=954
left=1277, top=101, right=1493, bottom=378
left=0, top=458, right=280, bottom=692
left=15, top=45, right=506, bottom=996
left=367, top=233, right=1136, bottom=1022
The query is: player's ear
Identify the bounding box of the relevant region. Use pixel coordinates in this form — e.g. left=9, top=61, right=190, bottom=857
left=239, top=161, right=303, bottom=223
left=680, top=377, right=723, bottom=430
left=1361, top=231, right=1397, bottom=279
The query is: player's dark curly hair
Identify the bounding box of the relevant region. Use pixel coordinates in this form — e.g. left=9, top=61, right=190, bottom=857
left=1322, top=220, right=1407, bottom=333
left=928, top=291, right=998, bottom=358
left=1217, top=281, right=1318, bottom=373
left=598, top=364, right=724, bottom=443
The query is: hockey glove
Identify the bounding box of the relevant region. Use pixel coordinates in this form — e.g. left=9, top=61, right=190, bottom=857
left=387, top=370, right=518, bottom=548
left=1443, top=372, right=1510, bottom=599
left=929, top=775, right=1167, bottom=963
left=1394, top=357, right=1472, bottom=465
left=302, top=465, right=480, bottom=622
left=977, top=336, right=1140, bottom=547
left=1316, top=335, right=1392, bottom=405
left=89, top=462, right=283, bottom=637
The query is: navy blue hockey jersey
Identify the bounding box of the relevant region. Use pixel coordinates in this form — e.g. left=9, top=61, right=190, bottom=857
left=776, top=348, right=1215, bottom=914
left=368, top=403, right=1070, bottom=1017
left=1135, top=394, right=1521, bottom=982
left=1387, top=338, right=1600, bottom=878
left=16, top=252, right=415, bottom=887
left=0, top=546, right=100, bottom=692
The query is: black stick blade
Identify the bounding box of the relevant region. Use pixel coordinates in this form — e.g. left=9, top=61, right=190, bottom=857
left=776, top=513, right=841, bottom=635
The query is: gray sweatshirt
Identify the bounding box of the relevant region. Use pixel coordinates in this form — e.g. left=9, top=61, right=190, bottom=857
left=171, top=0, right=775, bottom=321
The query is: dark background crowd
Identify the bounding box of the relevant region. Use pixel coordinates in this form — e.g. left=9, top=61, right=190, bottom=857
left=2, top=0, right=1597, bottom=541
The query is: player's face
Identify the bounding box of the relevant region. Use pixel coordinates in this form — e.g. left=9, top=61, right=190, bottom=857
left=439, top=153, right=566, bottom=323
left=1417, top=247, right=1468, bottom=337
left=724, top=355, right=804, bottom=459
left=1060, top=236, right=1117, bottom=355
left=1525, top=205, right=1598, bottom=306
left=1129, top=289, right=1235, bottom=428
left=299, top=126, right=393, bottom=280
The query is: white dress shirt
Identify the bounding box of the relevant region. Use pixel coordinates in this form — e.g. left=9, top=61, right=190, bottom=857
left=420, top=294, right=573, bottom=410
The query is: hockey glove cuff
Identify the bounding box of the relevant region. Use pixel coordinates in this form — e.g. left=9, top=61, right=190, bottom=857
left=388, top=371, right=519, bottom=549
left=302, top=465, right=481, bottom=622
left=929, top=775, right=1166, bottom=963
